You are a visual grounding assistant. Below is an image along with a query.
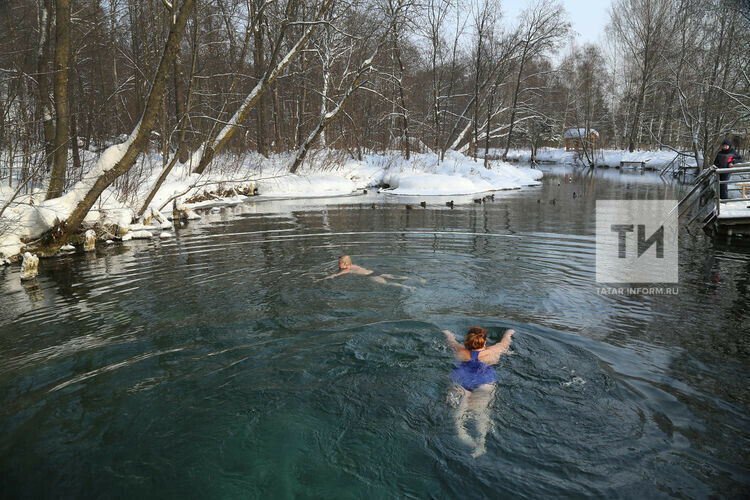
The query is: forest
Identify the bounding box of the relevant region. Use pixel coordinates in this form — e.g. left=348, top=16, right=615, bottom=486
left=0, top=0, right=748, bottom=251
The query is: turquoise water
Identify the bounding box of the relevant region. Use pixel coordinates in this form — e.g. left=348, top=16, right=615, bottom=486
left=1, top=166, right=748, bottom=497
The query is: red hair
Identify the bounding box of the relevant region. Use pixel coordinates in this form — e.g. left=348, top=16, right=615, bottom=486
left=464, top=326, right=487, bottom=350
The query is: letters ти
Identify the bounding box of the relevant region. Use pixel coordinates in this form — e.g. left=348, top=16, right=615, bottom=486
left=638, top=225, right=664, bottom=258
left=611, top=224, right=664, bottom=259
left=610, top=224, right=634, bottom=258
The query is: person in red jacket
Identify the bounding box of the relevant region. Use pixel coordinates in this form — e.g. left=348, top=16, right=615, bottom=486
left=714, top=140, right=742, bottom=199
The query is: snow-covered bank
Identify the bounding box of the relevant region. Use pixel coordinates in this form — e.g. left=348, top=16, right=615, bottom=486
left=0, top=150, right=541, bottom=260
left=503, top=147, right=699, bottom=170
left=379, top=150, right=541, bottom=195
left=167, top=150, right=541, bottom=201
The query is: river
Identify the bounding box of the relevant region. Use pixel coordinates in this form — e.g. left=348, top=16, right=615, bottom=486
left=1, top=165, right=748, bottom=497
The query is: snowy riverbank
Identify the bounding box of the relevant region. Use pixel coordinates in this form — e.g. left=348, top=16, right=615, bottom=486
left=503, top=147, right=699, bottom=170
left=0, top=149, right=542, bottom=261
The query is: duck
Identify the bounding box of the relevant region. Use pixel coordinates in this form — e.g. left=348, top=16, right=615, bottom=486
left=420, top=201, right=427, bottom=208
left=446, top=200, right=454, bottom=208
left=473, top=198, right=482, bottom=204
left=406, top=204, right=414, bottom=210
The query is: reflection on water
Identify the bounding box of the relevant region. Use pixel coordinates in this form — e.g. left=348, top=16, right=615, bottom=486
left=0, top=165, right=748, bottom=497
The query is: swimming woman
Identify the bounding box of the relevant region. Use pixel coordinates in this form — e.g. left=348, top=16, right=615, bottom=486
left=443, top=326, right=514, bottom=457
left=319, top=255, right=423, bottom=289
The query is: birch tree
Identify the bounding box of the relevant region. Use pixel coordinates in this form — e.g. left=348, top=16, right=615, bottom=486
left=190, top=0, right=335, bottom=175
left=289, top=0, right=409, bottom=173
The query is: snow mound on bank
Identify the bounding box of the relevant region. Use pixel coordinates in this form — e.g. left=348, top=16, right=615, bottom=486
left=258, top=174, right=358, bottom=197
left=378, top=151, right=542, bottom=195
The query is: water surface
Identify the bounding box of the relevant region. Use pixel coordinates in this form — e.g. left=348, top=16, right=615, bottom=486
left=1, top=166, right=748, bottom=497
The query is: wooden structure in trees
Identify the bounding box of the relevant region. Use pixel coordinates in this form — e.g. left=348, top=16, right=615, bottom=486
left=564, top=128, right=599, bottom=152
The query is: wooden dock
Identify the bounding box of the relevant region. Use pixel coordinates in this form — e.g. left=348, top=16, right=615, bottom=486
left=676, top=163, right=750, bottom=235
left=713, top=164, right=750, bottom=231
left=619, top=160, right=647, bottom=169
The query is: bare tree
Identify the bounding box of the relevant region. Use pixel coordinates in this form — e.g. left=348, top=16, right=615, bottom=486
left=32, top=0, right=195, bottom=252
left=501, top=0, right=568, bottom=160
left=191, top=0, right=335, bottom=175
left=290, top=0, right=410, bottom=173
left=610, top=0, right=675, bottom=152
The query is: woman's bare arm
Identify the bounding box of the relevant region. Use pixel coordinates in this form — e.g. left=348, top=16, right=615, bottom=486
left=443, top=330, right=468, bottom=360
left=482, top=329, right=515, bottom=365
left=317, top=269, right=350, bottom=281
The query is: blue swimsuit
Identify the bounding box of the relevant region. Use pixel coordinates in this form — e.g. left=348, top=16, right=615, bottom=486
left=452, top=350, right=497, bottom=391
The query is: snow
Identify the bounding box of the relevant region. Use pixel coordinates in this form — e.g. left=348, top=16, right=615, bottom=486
left=129, top=230, right=155, bottom=239
left=0, top=233, right=23, bottom=260
left=2, top=144, right=710, bottom=263
left=1, top=147, right=543, bottom=261
left=503, top=147, right=699, bottom=171
left=136, top=149, right=540, bottom=211
left=20, top=252, right=39, bottom=280
left=379, top=151, right=541, bottom=195
left=0, top=132, right=139, bottom=258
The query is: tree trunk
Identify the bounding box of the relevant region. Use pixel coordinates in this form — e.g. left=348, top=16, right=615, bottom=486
left=296, top=52, right=308, bottom=146
left=253, top=0, right=268, bottom=156
left=272, top=84, right=283, bottom=151
left=320, top=54, right=330, bottom=148
left=484, top=88, right=493, bottom=169
left=174, top=49, right=189, bottom=163
left=138, top=22, right=199, bottom=218
left=46, top=0, right=71, bottom=200
left=44, top=0, right=194, bottom=250
left=37, top=0, right=55, bottom=172
left=393, top=34, right=410, bottom=160
left=71, top=106, right=81, bottom=174
left=192, top=0, right=335, bottom=175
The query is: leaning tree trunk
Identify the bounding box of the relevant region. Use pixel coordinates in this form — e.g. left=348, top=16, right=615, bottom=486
left=138, top=24, right=199, bottom=218
left=37, top=0, right=194, bottom=252
left=290, top=0, right=406, bottom=173
left=191, top=0, right=335, bottom=175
